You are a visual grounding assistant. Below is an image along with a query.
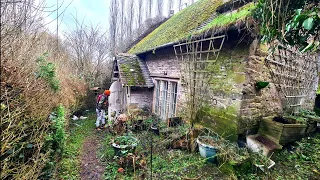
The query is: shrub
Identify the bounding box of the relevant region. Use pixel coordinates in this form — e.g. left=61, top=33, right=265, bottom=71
left=39, top=105, right=67, bottom=179
left=36, top=53, right=61, bottom=92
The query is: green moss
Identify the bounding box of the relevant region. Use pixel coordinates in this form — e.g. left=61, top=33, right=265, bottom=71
left=129, top=0, right=224, bottom=54
left=129, top=1, right=256, bottom=54
left=58, top=114, right=95, bottom=179
left=234, top=74, right=246, bottom=84
left=119, top=60, right=145, bottom=86
left=205, top=47, right=248, bottom=94
left=197, top=3, right=256, bottom=33
left=196, top=104, right=239, bottom=141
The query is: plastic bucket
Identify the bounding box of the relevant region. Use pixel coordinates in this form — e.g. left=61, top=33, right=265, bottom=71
left=196, top=136, right=218, bottom=163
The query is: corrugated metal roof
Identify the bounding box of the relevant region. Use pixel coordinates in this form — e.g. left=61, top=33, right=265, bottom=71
left=116, top=53, right=154, bottom=88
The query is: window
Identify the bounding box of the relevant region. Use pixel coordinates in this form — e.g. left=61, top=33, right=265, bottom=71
left=160, top=81, right=168, bottom=119
left=155, top=80, right=160, bottom=114
left=169, top=82, right=178, bottom=118
left=154, top=80, right=178, bottom=120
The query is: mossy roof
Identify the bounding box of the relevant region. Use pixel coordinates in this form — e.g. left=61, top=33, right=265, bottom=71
left=128, top=0, right=255, bottom=54
left=116, top=54, right=154, bottom=87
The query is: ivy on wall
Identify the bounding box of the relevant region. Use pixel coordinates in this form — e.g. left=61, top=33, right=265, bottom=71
left=254, top=0, right=320, bottom=52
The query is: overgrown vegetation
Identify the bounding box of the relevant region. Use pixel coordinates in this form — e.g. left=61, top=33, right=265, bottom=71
left=57, top=114, right=95, bottom=179
left=254, top=0, right=320, bottom=52
left=1, top=1, right=86, bottom=179
left=36, top=52, right=61, bottom=92
left=239, top=134, right=320, bottom=179
left=198, top=2, right=256, bottom=33
left=40, top=105, right=67, bottom=179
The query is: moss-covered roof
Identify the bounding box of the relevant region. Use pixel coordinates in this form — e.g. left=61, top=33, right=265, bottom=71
left=116, top=54, right=154, bottom=87
left=196, top=3, right=255, bottom=34
left=128, top=0, right=255, bottom=54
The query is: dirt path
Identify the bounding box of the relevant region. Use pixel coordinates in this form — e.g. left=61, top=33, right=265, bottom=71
left=80, top=131, right=105, bottom=180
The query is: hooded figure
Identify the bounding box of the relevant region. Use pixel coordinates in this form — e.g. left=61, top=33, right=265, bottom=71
left=95, top=90, right=110, bottom=130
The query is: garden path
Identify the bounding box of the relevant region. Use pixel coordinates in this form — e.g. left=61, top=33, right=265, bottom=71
left=80, top=129, right=106, bottom=180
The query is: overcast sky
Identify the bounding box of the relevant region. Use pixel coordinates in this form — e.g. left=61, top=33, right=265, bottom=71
left=41, top=0, right=109, bottom=37
left=40, top=0, right=197, bottom=38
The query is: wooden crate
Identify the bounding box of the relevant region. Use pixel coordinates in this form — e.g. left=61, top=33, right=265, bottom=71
left=258, top=117, right=307, bottom=145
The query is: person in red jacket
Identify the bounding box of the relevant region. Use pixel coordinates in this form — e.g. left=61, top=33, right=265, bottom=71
left=96, top=90, right=110, bottom=130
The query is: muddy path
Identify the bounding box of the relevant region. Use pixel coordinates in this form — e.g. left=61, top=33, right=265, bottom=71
left=80, top=130, right=106, bottom=180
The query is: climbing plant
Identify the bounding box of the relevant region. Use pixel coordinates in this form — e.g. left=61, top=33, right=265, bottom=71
left=36, top=53, right=61, bottom=92
left=254, top=0, right=320, bottom=52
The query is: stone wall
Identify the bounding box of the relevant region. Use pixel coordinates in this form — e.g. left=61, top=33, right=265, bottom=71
left=238, top=42, right=318, bottom=135
left=129, top=87, right=153, bottom=109
left=144, top=47, right=180, bottom=78
left=239, top=43, right=282, bottom=134
left=142, top=47, right=186, bottom=118
left=134, top=39, right=318, bottom=140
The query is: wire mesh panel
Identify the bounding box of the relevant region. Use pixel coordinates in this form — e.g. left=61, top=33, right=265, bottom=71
left=265, top=44, right=318, bottom=114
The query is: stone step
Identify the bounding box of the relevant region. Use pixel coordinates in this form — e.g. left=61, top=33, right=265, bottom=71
left=246, top=134, right=282, bottom=157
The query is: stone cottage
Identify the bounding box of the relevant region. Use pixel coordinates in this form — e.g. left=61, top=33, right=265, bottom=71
left=112, top=0, right=319, bottom=141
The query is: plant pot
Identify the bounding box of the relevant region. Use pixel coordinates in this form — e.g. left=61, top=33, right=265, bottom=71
left=196, top=136, right=218, bottom=164
left=258, top=117, right=307, bottom=145
left=151, top=125, right=159, bottom=135
left=112, top=136, right=138, bottom=157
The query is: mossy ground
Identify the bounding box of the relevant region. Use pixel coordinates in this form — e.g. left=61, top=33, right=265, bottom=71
left=57, top=114, right=320, bottom=179
left=99, top=130, right=227, bottom=180
left=57, top=113, right=96, bottom=179
left=238, top=133, right=320, bottom=179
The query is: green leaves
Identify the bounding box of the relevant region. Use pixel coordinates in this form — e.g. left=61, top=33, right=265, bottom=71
left=302, top=17, right=314, bottom=30
left=36, top=53, right=60, bottom=92
left=255, top=0, right=319, bottom=53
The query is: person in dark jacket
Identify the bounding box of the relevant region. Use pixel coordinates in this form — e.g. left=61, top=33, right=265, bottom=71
left=96, top=90, right=110, bottom=130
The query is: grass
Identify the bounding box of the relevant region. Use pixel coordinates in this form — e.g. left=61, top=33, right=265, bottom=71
left=99, top=129, right=226, bottom=180
left=238, top=133, right=320, bottom=179
left=57, top=113, right=96, bottom=180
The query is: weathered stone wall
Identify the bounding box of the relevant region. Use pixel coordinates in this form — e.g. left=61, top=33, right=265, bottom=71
left=129, top=87, right=153, bottom=109
left=144, top=47, right=180, bottom=78
left=238, top=42, right=319, bottom=135
left=142, top=47, right=186, bottom=117
left=135, top=38, right=318, bottom=140
left=239, top=43, right=282, bottom=135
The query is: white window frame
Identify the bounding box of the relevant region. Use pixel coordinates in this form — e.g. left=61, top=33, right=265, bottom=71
left=153, top=78, right=179, bottom=120
left=160, top=81, right=168, bottom=119
left=154, top=80, right=160, bottom=114
left=168, top=82, right=178, bottom=118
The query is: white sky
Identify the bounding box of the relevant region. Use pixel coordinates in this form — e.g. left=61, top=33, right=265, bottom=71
left=39, top=0, right=197, bottom=38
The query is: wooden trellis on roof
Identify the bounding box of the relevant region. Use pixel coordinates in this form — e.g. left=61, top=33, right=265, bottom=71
left=265, top=44, right=318, bottom=114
